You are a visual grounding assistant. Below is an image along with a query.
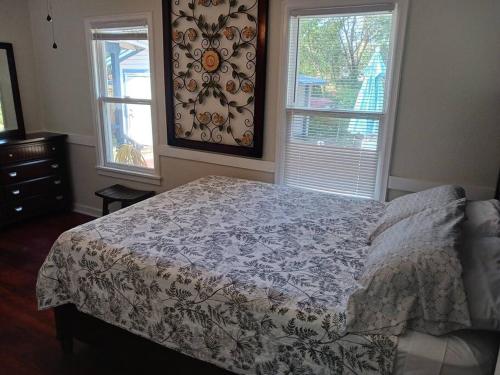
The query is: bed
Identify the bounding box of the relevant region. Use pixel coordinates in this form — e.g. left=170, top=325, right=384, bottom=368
left=36, top=175, right=500, bottom=374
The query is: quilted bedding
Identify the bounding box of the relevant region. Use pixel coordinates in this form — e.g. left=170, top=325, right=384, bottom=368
left=37, top=176, right=397, bottom=374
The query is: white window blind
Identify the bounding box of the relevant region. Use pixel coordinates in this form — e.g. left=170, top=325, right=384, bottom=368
left=283, top=7, right=395, bottom=198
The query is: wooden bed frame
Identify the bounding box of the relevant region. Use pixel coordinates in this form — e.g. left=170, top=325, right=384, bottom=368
left=54, top=304, right=233, bottom=373
left=53, top=173, right=500, bottom=370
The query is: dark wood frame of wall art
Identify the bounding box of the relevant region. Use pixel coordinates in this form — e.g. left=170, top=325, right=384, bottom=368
left=162, top=0, right=269, bottom=158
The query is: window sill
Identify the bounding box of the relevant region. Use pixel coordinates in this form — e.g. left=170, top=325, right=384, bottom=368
left=96, top=166, right=162, bottom=186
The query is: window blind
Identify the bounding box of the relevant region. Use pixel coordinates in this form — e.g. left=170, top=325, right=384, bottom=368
left=283, top=9, right=394, bottom=199
left=285, top=111, right=380, bottom=197
left=91, top=25, right=148, bottom=41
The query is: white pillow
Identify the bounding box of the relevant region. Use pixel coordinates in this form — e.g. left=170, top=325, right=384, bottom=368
left=463, top=200, right=500, bottom=237
left=369, top=185, right=466, bottom=242
left=461, top=236, right=500, bottom=331
left=347, top=199, right=470, bottom=336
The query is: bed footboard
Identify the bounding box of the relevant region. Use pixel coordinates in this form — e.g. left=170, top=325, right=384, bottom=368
left=54, top=305, right=75, bottom=358
left=52, top=304, right=234, bottom=374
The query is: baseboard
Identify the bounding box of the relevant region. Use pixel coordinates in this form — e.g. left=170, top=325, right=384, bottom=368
left=73, top=203, right=101, bottom=218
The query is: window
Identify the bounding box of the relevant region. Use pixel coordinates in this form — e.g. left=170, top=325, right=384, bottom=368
left=87, top=16, right=157, bottom=177
left=280, top=2, right=406, bottom=199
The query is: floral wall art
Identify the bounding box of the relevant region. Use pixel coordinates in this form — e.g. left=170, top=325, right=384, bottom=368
left=163, top=0, right=268, bottom=157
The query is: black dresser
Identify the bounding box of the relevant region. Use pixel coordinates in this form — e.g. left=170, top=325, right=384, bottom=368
left=0, top=132, right=72, bottom=225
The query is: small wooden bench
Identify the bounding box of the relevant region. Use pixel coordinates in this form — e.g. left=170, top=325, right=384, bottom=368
left=95, top=184, right=155, bottom=216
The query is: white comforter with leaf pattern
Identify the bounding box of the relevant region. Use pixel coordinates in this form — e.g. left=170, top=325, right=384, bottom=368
left=37, top=176, right=396, bottom=374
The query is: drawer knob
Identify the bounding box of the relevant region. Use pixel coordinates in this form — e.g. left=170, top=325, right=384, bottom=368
left=51, top=163, right=59, bottom=169
left=8, top=171, right=17, bottom=178
left=54, top=180, right=62, bottom=185
left=15, top=206, right=23, bottom=212
left=12, top=190, right=20, bottom=196
left=8, top=153, right=13, bottom=158
left=55, top=195, right=64, bottom=201
left=52, top=147, right=56, bottom=151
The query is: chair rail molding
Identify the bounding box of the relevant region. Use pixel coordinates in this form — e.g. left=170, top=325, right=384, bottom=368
left=157, top=145, right=275, bottom=173
left=30, top=133, right=493, bottom=200
left=38, top=132, right=275, bottom=173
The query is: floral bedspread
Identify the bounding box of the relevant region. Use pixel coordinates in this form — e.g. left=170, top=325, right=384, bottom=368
left=37, top=176, right=397, bottom=374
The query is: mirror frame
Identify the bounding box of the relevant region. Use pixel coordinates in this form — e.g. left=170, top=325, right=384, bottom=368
left=0, top=42, right=25, bottom=139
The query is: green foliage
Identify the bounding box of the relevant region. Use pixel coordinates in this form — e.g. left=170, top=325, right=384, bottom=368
left=297, top=14, right=392, bottom=109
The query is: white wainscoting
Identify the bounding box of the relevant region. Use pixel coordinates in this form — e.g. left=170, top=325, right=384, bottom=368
left=74, top=177, right=497, bottom=219
left=63, top=132, right=498, bottom=200
left=67, top=133, right=96, bottom=147
left=62, top=132, right=276, bottom=216
left=157, top=145, right=275, bottom=173
left=65, top=132, right=276, bottom=173
left=28, top=132, right=496, bottom=216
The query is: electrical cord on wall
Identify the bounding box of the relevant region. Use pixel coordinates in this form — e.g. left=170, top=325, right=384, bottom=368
left=46, top=0, right=57, bottom=49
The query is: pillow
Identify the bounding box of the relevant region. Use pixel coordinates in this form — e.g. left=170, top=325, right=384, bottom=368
left=463, top=200, right=500, bottom=237
left=347, top=198, right=470, bottom=336
left=461, top=236, right=500, bottom=331
left=369, top=185, right=466, bottom=242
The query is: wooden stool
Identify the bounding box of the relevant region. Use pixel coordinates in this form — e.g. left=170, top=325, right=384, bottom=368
left=95, top=184, right=155, bottom=216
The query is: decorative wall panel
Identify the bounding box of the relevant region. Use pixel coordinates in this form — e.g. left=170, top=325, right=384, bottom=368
left=163, top=0, right=268, bottom=157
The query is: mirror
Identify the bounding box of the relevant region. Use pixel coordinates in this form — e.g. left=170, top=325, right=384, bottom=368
left=0, top=42, right=25, bottom=139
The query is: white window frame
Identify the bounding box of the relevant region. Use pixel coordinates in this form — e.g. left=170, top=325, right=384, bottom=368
left=84, top=13, right=161, bottom=184
left=275, top=0, right=409, bottom=201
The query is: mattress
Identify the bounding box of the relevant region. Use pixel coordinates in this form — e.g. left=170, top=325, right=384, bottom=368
left=37, top=176, right=399, bottom=374
left=395, top=330, right=499, bottom=375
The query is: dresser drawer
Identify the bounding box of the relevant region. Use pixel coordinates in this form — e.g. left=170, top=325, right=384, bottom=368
left=0, top=159, right=65, bottom=184
left=1, top=194, right=70, bottom=223
left=0, top=141, right=61, bottom=164
left=0, top=133, right=72, bottom=226
left=2, top=175, right=66, bottom=202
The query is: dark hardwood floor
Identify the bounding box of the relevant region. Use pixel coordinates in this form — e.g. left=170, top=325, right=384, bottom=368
left=0, top=212, right=237, bottom=375
left=1, top=211, right=233, bottom=375
left=0, top=212, right=200, bottom=374
left=0, top=212, right=91, bottom=374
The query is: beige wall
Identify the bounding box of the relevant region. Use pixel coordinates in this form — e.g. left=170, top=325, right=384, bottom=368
left=27, top=0, right=281, bottom=162
left=0, top=0, right=43, bottom=133
left=392, top=0, right=500, bottom=188
left=17, top=0, right=500, bottom=213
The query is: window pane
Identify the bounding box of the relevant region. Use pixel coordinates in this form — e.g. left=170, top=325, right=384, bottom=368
left=290, top=12, right=393, bottom=112
left=285, top=113, right=379, bottom=198
left=102, top=102, right=154, bottom=169
left=95, top=34, right=151, bottom=99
